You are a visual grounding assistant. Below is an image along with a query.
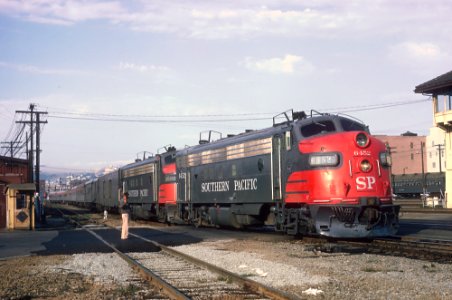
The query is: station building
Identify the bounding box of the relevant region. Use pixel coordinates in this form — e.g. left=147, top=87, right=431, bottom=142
left=0, top=155, right=30, bottom=229
left=415, top=70, right=452, bottom=208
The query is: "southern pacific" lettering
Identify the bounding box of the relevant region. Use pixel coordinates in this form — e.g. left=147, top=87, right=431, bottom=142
left=201, top=181, right=230, bottom=192
left=201, top=178, right=258, bottom=193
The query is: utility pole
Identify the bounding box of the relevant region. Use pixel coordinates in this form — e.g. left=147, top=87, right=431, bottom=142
left=420, top=141, right=426, bottom=197
left=16, top=104, right=48, bottom=193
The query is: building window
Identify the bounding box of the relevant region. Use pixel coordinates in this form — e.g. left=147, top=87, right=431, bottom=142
left=433, top=162, right=436, bottom=169
left=410, top=142, right=413, bottom=149
left=411, top=153, right=414, bottom=160
left=16, top=194, right=27, bottom=209
left=436, top=97, right=444, bottom=113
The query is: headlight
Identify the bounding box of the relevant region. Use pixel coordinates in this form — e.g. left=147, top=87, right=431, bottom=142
left=356, top=132, right=369, bottom=148
left=380, top=152, right=392, bottom=166
left=309, top=153, right=339, bottom=167
left=360, top=159, right=372, bottom=172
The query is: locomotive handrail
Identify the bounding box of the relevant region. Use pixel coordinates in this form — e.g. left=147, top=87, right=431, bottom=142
left=157, top=144, right=176, bottom=153
left=273, top=109, right=293, bottom=126
left=309, top=109, right=321, bottom=117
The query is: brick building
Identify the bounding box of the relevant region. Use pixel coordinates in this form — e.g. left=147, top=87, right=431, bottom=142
left=375, top=133, right=427, bottom=175
left=0, top=156, right=30, bottom=229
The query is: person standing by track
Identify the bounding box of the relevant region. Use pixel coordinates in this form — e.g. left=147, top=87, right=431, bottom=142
left=120, top=192, right=131, bottom=239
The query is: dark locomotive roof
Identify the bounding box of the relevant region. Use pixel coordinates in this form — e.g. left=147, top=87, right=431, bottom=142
left=121, top=156, right=157, bottom=171
left=177, top=111, right=368, bottom=156
left=415, top=70, right=452, bottom=94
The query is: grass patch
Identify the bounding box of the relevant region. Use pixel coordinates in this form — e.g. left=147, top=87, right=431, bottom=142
left=362, top=267, right=380, bottom=273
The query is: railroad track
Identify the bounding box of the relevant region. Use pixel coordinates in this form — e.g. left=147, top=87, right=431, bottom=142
left=53, top=205, right=298, bottom=300
left=299, top=235, right=452, bottom=264
left=370, top=237, right=452, bottom=262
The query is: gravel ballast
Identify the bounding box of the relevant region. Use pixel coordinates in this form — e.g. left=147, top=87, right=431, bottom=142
left=2, top=237, right=452, bottom=299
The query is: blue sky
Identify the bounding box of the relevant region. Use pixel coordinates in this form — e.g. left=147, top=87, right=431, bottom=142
left=0, top=0, right=451, bottom=172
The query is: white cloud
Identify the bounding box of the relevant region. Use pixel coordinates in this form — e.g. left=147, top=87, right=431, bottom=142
left=0, top=61, right=87, bottom=75
left=390, top=42, right=444, bottom=61
left=388, top=42, right=452, bottom=70
left=117, top=62, right=169, bottom=73
left=0, top=1, right=380, bottom=39
left=0, top=0, right=124, bottom=25
left=244, top=54, right=314, bottom=74
left=1, top=1, right=451, bottom=41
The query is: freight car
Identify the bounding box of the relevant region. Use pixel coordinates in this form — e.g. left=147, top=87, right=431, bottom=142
left=50, top=110, right=400, bottom=238
left=392, top=172, right=445, bottom=198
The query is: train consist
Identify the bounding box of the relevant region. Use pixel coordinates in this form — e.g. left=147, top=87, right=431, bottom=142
left=51, top=110, right=400, bottom=238
left=392, top=172, right=445, bottom=198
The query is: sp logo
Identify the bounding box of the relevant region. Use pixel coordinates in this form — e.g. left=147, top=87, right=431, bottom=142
left=356, top=176, right=376, bottom=191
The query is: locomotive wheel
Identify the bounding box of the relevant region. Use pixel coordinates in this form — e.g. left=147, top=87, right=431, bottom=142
left=194, top=209, right=203, bottom=228
left=194, top=216, right=202, bottom=228
left=158, top=208, right=167, bottom=224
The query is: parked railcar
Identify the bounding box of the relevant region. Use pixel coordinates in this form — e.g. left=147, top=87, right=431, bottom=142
left=392, top=172, right=445, bottom=197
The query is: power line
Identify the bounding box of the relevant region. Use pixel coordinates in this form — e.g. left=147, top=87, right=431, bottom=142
left=47, top=109, right=276, bottom=118
left=326, top=98, right=430, bottom=113
left=44, top=98, right=431, bottom=123
left=47, top=115, right=271, bottom=123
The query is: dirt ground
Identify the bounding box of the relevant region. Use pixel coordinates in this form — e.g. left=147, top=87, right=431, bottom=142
left=0, top=255, right=160, bottom=300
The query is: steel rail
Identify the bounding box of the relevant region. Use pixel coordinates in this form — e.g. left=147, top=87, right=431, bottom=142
left=128, top=232, right=298, bottom=300
left=56, top=206, right=299, bottom=300
left=55, top=207, right=187, bottom=299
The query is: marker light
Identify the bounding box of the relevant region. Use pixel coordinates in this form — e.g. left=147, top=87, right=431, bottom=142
left=356, top=132, right=369, bottom=148
left=379, top=152, right=392, bottom=167
left=309, top=153, right=339, bottom=167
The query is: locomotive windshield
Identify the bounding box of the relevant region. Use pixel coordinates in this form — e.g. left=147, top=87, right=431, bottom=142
left=340, top=118, right=368, bottom=132
left=300, top=120, right=335, bottom=137
left=299, top=117, right=368, bottom=138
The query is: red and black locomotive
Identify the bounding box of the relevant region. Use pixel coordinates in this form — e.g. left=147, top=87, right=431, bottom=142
left=51, top=110, right=400, bottom=238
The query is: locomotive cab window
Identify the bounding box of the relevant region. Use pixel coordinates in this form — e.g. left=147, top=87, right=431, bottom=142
left=340, top=118, right=368, bottom=132
left=300, top=121, right=335, bottom=138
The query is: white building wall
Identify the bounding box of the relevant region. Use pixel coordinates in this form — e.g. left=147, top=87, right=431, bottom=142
left=426, top=126, right=446, bottom=173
